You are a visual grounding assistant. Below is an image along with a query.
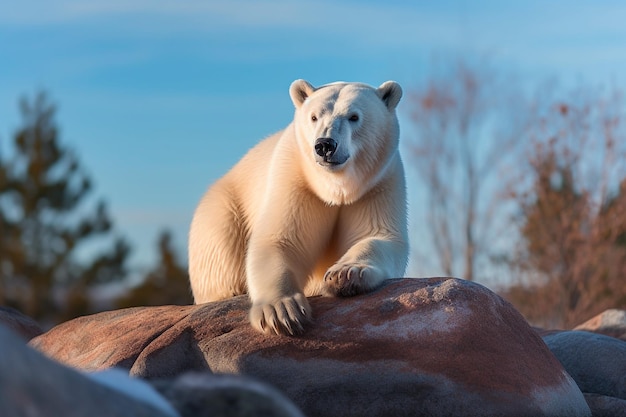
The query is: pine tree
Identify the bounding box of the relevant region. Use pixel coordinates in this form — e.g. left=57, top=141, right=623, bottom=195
left=0, top=92, right=130, bottom=324
left=116, top=230, right=192, bottom=308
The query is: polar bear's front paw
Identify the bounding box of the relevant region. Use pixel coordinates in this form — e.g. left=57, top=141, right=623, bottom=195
left=249, top=293, right=312, bottom=336
left=323, top=263, right=384, bottom=297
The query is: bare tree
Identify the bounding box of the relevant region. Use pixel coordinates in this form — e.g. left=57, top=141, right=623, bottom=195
left=505, top=86, right=626, bottom=328
left=405, top=59, right=527, bottom=281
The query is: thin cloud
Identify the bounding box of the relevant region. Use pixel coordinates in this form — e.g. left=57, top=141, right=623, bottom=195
left=0, top=0, right=457, bottom=48
left=4, top=0, right=626, bottom=71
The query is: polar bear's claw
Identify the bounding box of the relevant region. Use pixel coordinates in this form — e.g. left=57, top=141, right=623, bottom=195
left=324, top=263, right=384, bottom=297
left=250, top=294, right=311, bottom=336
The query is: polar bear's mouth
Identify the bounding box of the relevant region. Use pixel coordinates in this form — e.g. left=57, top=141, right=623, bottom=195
left=318, top=158, right=347, bottom=167
left=316, top=155, right=349, bottom=170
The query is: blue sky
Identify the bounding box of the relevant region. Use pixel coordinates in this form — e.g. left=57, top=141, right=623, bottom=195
left=2, top=0, right=626, bottom=276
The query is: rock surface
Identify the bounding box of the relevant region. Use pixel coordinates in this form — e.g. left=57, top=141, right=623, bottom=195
left=31, top=278, right=591, bottom=417
left=0, top=305, right=43, bottom=340
left=152, top=372, right=305, bottom=417
left=583, top=393, right=626, bottom=417
left=0, top=325, right=175, bottom=417
left=542, top=331, right=626, bottom=400
left=574, top=309, right=626, bottom=341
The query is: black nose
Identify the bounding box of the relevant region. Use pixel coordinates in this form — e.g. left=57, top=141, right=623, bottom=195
left=315, top=138, right=337, bottom=158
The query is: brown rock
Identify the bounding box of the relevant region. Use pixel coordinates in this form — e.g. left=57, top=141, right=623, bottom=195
left=574, top=309, right=626, bottom=341
left=31, top=278, right=590, bottom=417
left=0, top=305, right=43, bottom=340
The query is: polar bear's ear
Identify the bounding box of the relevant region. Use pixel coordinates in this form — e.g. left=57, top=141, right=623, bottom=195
left=290, top=79, right=316, bottom=108
left=377, top=81, right=403, bottom=111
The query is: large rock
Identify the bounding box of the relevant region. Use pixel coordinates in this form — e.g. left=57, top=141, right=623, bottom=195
left=152, top=372, right=305, bottom=417
left=31, top=278, right=590, bottom=417
left=574, top=309, right=626, bottom=341
left=543, top=331, right=626, bottom=400
left=0, top=325, right=175, bottom=417
left=0, top=305, right=43, bottom=340
left=583, top=393, right=626, bottom=417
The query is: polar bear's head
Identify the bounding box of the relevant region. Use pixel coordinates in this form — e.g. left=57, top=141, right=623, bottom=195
left=289, top=79, right=402, bottom=205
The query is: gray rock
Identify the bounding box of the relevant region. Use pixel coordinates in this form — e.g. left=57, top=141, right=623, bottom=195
left=543, top=331, right=626, bottom=400
left=583, top=393, right=626, bottom=417
left=0, top=305, right=43, bottom=340
left=152, top=372, right=304, bottom=417
left=0, top=325, right=175, bottom=417
left=31, top=278, right=591, bottom=417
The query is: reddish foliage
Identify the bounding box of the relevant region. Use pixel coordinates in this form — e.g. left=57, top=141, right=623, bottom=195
left=504, top=87, right=626, bottom=328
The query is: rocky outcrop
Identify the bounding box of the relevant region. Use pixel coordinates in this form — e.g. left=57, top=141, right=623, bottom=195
left=31, top=278, right=590, bottom=417
left=0, top=305, right=43, bottom=340
left=574, top=309, right=626, bottom=341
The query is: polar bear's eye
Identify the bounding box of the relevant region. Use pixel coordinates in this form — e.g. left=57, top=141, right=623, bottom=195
left=311, top=114, right=318, bottom=122
left=349, top=114, right=359, bottom=122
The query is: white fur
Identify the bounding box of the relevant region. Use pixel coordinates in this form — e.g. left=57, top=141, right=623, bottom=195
left=189, top=80, right=408, bottom=335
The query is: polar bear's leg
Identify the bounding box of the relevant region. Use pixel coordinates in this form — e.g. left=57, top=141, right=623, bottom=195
left=246, top=242, right=314, bottom=335
left=323, top=167, right=409, bottom=297
left=245, top=194, right=337, bottom=335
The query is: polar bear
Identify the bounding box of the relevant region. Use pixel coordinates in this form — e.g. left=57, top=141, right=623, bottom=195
left=189, top=79, right=408, bottom=335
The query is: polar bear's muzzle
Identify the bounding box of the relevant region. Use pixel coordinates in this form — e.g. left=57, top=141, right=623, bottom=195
left=314, top=137, right=349, bottom=168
